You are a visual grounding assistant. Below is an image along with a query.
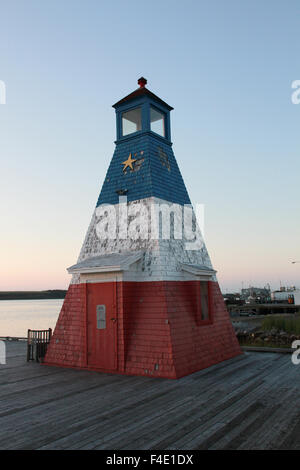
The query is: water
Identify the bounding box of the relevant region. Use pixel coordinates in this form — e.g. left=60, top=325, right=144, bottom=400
left=0, top=299, right=63, bottom=337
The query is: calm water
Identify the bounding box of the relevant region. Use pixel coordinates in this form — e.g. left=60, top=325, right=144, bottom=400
left=0, top=299, right=63, bottom=337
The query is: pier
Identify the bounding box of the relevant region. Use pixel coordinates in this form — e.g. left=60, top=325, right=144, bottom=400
left=0, top=341, right=299, bottom=450
left=228, top=303, right=300, bottom=316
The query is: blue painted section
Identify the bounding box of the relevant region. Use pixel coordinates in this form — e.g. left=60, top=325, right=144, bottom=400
left=96, top=88, right=191, bottom=207
left=96, top=131, right=191, bottom=206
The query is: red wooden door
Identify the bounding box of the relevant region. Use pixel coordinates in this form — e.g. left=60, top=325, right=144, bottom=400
left=87, top=282, right=117, bottom=370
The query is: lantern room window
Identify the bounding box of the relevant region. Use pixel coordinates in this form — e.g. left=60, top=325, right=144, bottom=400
left=150, top=106, right=165, bottom=137
left=122, top=107, right=142, bottom=136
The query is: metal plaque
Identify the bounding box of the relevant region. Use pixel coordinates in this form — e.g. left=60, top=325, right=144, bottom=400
left=96, top=305, right=106, bottom=329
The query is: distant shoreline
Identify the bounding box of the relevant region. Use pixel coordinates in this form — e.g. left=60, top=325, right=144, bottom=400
left=0, top=290, right=66, bottom=301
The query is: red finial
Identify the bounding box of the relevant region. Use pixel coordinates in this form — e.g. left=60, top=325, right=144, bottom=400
left=138, top=77, right=147, bottom=88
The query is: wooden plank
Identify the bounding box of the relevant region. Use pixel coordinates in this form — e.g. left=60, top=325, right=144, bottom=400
left=0, top=342, right=299, bottom=450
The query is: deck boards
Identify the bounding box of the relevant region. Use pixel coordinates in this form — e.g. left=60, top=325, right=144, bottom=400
left=0, top=342, right=299, bottom=450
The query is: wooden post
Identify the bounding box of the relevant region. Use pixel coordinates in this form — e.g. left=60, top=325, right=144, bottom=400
left=27, top=329, right=31, bottom=362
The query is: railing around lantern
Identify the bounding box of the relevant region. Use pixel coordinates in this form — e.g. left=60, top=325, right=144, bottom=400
left=27, top=328, right=52, bottom=362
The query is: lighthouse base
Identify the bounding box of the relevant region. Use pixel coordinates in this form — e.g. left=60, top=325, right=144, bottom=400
left=44, top=280, right=242, bottom=379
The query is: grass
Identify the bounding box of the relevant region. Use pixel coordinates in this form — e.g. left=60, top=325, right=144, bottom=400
left=261, top=315, right=300, bottom=335
left=239, top=340, right=291, bottom=349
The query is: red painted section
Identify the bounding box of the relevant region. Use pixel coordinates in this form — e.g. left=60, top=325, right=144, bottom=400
left=44, top=280, right=241, bottom=378
left=44, top=283, right=87, bottom=368
left=164, top=281, right=242, bottom=377
left=122, top=281, right=175, bottom=378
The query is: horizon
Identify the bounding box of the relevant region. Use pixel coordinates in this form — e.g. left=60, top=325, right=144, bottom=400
left=0, top=0, right=299, bottom=292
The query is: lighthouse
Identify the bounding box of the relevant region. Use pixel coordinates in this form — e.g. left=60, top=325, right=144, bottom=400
left=44, top=78, right=241, bottom=378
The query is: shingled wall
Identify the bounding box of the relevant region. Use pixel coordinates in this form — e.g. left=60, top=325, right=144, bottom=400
left=44, top=280, right=241, bottom=379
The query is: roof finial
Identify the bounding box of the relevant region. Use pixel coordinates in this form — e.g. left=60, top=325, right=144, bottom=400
left=138, top=77, right=147, bottom=88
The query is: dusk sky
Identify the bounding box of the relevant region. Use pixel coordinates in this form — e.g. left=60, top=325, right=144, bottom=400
left=0, top=0, right=299, bottom=292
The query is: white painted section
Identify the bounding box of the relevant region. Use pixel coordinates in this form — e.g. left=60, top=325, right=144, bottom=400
left=71, top=197, right=215, bottom=284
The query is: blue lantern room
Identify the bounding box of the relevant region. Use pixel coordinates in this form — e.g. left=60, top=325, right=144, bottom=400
left=114, top=77, right=172, bottom=142
left=96, top=78, right=191, bottom=207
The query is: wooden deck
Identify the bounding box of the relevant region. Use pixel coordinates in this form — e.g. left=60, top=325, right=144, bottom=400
left=0, top=341, right=299, bottom=450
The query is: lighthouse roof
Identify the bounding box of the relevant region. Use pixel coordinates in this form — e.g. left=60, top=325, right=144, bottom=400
left=113, top=78, right=173, bottom=111
left=113, top=87, right=174, bottom=111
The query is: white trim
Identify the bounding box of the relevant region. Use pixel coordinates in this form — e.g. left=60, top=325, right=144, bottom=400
left=70, top=265, right=122, bottom=274
left=73, top=278, right=220, bottom=285
left=83, top=277, right=121, bottom=283
left=67, top=251, right=143, bottom=274
left=181, top=264, right=217, bottom=277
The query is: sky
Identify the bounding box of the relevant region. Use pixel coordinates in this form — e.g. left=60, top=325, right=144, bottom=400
left=0, top=0, right=299, bottom=292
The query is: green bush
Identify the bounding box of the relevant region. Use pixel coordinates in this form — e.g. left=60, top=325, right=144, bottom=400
left=261, top=315, right=300, bottom=334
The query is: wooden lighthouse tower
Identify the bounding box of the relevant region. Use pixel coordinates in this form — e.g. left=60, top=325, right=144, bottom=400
left=44, top=78, right=241, bottom=378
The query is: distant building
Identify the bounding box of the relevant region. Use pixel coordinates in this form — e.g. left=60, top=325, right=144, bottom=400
left=271, top=287, right=300, bottom=305
left=241, top=287, right=271, bottom=304
left=223, top=293, right=244, bottom=305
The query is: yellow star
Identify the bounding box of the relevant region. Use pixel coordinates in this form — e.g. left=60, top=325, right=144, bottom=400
left=122, top=153, right=136, bottom=172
